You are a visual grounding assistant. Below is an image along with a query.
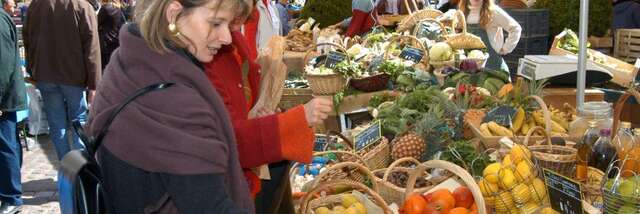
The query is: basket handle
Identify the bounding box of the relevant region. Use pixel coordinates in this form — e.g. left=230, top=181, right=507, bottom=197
left=523, top=126, right=553, bottom=148
left=313, top=150, right=369, bottom=167
left=451, top=10, right=468, bottom=34
left=303, top=42, right=351, bottom=68
left=311, top=162, right=379, bottom=191
left=412, top=18, right=449, bottom=37
left=528, top=95, right=553, bottom=134
left=383, top=35, right=429, bottom=62
left=382, top=157, right=422, bottom=182
left=299, top=179, right=392, bottom=214
left=326, top=130, right=356, bottom=150
left=404, top=160, right=487, bottom=214
left=612, top=93, right=632, bottom=140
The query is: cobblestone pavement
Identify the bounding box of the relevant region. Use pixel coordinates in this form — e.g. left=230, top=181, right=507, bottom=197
left=20, top=135, right=61, bottom=214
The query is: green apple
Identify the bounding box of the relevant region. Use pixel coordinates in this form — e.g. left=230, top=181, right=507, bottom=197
left=617, top=205, right=637, bottom=214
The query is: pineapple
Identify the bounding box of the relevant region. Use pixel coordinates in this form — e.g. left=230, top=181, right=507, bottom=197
left=391, top=133, right=425, bottom=161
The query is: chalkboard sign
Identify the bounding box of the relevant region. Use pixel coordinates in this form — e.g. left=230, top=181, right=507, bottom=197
left=354, top=121, right=382, bottom=151
left=543, top=168, right=584, bottom=214
left=483, top=106, right=517, bottom=127
left=324, top=51, right=347, bottom=69
left=313, top=135, right=329, bottom=151
left=399, top=46, right=424, bottom=64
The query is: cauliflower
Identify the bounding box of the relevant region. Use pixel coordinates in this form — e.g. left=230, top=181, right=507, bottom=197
left=429, top=42, right=453, bottom=61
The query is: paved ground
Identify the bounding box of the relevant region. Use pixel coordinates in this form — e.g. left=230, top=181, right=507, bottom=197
left=19, top=135, right=60, bottom=213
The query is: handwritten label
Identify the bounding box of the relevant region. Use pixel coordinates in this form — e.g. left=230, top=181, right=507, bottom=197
left=543, top=168, right=584, bottom=214
left=324, top=51, right=347, bottom=69
left=399, top=46, right=424, bottom=64
left=483, top=106, right=517, bottom=128
left=354, top=121, right=382, bottom=151
left=313, top=135, right=329, bottom=151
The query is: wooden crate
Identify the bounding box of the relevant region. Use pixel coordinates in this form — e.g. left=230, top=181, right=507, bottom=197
left=550, top=33, right=638, bottom=87
left=614, top=29, right=640, bottom=64
left=542, top=88, right=605, bottom=110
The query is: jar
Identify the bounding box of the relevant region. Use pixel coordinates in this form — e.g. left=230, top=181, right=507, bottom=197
left=569, top=101, right=613, bottom=141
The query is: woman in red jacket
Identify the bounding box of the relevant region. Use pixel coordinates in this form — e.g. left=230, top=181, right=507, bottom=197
left=205, top=13, right=333, bottom=214
left=335, top=0, right=379, bottom=37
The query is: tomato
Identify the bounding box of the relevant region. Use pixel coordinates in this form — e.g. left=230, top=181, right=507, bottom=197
left=450, top=207, right=470, bottom=214
left=453, top=186, right=474, bottom=208
left=400, top=193, right=427, bottom=214
left=431, top=189, right=456, bottom=208
left=424, top=198, right=453, bottom=214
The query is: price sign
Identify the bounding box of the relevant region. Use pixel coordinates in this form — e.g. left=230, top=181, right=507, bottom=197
left=399, top=46, right=424, bottom=64
left=354, top=121, right=382, bottom=151
left=415, top=21, right=443, bottom=41
left=313, top=135, right=329, bottom=151
left=324, top=51, right=347, bottom=69
left=483, top=106, right=517, bottom=128
left=543, top=168, right=584, bottom=214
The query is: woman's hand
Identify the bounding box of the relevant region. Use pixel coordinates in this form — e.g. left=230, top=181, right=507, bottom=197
left=303, top=98, right=333, bottom=126
left=250, top=107, right=276, bottom=119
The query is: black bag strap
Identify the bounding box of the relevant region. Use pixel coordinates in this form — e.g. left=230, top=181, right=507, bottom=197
left=73, top=82, right=174, bottom=157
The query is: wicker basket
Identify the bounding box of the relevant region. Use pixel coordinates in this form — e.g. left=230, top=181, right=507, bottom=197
left=299, top=179, right=392, bottom=214
left=524, top=126, right=577, bottom=178
left=349, top=73, right=391, bottom=92
left=378, top=14, right=406, bottom=27
left=411, top=18, right=447, bottom=41
left=303, top=43, right=349, bottom=95
left=328, top=130, right=391, bottom=171
left=384, top=35, right=430, bottom=66
left=404, top=160, right=488, bottom=214
left=372, top=157, right=436, bottom=205
left=583, top=167, right=604, bottom=210
left=445, top=10, right=487, bottom=50
left=278, top=88, right=313, bottom=110
left=396, top=1, right=444, bottom=33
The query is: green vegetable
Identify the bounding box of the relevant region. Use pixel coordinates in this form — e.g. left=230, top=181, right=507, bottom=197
left=440, top=140, right=491, bottom=177
left=368, top=93, right=397, bottom=108
left=334, top=61, right=362, bottom=78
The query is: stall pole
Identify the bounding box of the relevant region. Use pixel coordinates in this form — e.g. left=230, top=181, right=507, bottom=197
left=577, top=0, right=589, bottom=110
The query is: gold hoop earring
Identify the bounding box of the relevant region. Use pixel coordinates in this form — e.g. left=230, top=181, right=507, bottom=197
left=168, top=23, right=181, bottom=37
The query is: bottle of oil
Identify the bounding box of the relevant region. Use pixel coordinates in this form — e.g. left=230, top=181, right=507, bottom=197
left=575, top=121, right=598, bottom=181
left=614, top=122, right=637, bottom=177
left=592, top=129, right=618, bottom=175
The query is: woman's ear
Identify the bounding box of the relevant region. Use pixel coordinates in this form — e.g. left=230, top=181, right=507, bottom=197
left=165, top=0, right=184, bottom=24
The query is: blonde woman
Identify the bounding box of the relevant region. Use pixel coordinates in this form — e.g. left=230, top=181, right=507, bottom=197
left=88, top=0, right=255, bottom=212
left=458, top=0, right=521, bottom=72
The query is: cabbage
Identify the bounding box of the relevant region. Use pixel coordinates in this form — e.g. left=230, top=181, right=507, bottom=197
left=429, top=42, right=453, bottom=61
left=468, top=50, right=486, bottom=59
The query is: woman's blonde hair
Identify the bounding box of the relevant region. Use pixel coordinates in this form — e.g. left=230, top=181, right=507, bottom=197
left=134, top=0, right=252, bottom=54
left=458, top=0, right=495, bottom=29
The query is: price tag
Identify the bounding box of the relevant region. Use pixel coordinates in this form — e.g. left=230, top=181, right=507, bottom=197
left=354, top=121, right=382, bottom=151
left=483, top=106, right=517, bottom=128
left=313, top=135, right=328, bottom=151
left=324, top=50, right=347, bottom=69
left=543, top=168, right=585, bottom=214
left=399, top=46, right=424, bottom=64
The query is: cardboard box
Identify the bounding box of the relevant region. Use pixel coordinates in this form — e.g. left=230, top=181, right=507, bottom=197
left=542, top=88, right=605, bottom=109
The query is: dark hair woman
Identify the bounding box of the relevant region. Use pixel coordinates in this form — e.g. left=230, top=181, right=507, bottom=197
left=97, top=0, right=126, bottom=70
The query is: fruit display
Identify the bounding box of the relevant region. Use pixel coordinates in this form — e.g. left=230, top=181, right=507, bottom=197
left=373, top=170, right=431, bottom=188
left=391, top=133, right=426, bottom=161
left=313, top=193, right=369, bottom=214
left=602, top=175, right=640, bottom=213
left=400, top=187, right=477, bottom=214
left=476, top=145, right=549, bottom=214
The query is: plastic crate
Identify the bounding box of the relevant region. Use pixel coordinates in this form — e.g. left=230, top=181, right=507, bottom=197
left=505, top=9, right=550, bottom=38
left=510, top=36, right=549, bottom=56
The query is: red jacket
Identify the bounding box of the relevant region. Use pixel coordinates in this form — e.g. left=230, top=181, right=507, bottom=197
left=204, top=31, right=315, bottom=197
left=346, top=0, right=379, bottom=37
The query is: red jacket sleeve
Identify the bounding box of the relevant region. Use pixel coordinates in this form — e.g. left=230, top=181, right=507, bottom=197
left=346, top=9, right=369, bottom=37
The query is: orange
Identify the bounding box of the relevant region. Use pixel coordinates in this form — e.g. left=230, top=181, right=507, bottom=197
left=449, top=207, right=470, bottom=214
left=469, top=202, right=478, bottom=214
left=453, top=186, right=474, bottom=208
left=431, top=189, right=456, bottom=208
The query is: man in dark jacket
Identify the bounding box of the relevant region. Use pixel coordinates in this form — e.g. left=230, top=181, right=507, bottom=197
left=23, top=0, right=100, bottom=212
left=0, top=0, right=27, bottom=213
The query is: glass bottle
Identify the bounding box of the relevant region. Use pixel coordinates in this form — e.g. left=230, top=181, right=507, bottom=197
left=620, top=127, right=640, bottom=177
left=592, top=129, right=618, bottom=174
left=575, top=121, right=598, bottom=181
left=569, top=102, right=613, bottom=141
left=614, top=122, right=636, bottom=177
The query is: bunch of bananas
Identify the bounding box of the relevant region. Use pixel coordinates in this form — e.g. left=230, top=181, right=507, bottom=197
left=479, top=105, right=573, bottom=137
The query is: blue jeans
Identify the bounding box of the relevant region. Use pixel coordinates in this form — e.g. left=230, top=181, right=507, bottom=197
left=36, top=82, right=87, bottom=160
left=37, top=82, right=87, bottom=214
left=0, top=111, right=23, bottom=206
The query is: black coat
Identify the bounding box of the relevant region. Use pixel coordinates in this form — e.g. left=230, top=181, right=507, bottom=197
left=98, top=3, right=125, bottom=70
left=0, top=10, right=26, bottom=112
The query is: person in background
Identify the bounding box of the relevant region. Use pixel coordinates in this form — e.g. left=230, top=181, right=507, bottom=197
left=457, top=0, right=521, bottom=72
left=205, top=13, right=333, bottom=214
left=254, top=0, right=281, bottom=50
left=611, top=0, right=640, bottom=37
left=88, top=0, right=255, bottom=212
left=23, top=0, right=100, bottom=211
left=0, top=1, right=27, bottom=213
left=438, top=0, right=458, bottom=12
left=274, top=0, right=290, bottom=35
left=377, top=0, right=425, bottom=15
left=336, top=0, right=379, bottom=37
left=18, top=0, right=27, bottom=23
left=97, top=0, right=125, bottom=70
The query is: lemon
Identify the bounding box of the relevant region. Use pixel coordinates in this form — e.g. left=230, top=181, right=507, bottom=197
left=511, top=183, right=531, bottom=204
left=495, top=191, right=515, bottom=210
left=478, top=179, right=500, bottom=196
left=539, top=207, right=559, bottom=214
left=521, top=202, right=540, bottom=214
left=333, top=206, right=346, bottom=213
left=503, top=154, right=514, bottom=167
left=530, top=178, right=547, bottom=203
left=515, top=160, right=533, bottom=182
left=341, top=194, right=358, bottom=208
left=499, top=168, right=517, bottom=189
left=484, top=162, right=503, bottom=184
left=511, top=144, right=531, bottom=163
left=315, top=207, right=331, bottom=214
left=351, top=202, right=366, bottom=214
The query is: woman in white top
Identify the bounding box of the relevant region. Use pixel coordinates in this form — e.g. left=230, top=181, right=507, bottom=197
left=459, top=0, right=521, bottom=73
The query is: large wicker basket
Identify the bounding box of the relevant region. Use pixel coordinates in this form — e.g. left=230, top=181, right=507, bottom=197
left=299, top=179, right=392, bottom=214
left=404, top=160, right=488, bottom=214
left=524, top=126, right=577, bottom=178
left=303, top=43, right=349, bottom=95
left=445, top=10, right=487, bottom=50
left=372, top=157, right=435, bottom=205
left=396, top=0, right=444, bottom=33
left=330, top=130, right=392, bottom=171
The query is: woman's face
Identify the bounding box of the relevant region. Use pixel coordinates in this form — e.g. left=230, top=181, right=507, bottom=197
left=170, top=1, right=235, bottom=62
left=469, top=0, right=482, bottom=7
